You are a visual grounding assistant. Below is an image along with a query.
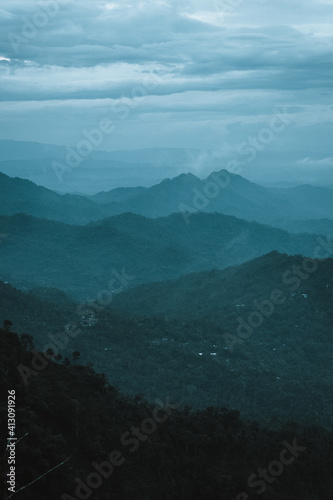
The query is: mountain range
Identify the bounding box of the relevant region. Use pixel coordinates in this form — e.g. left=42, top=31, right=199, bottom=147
left=0, top=211, right=326, bottom=300
left=0, top=140, right=207, bottom=193
left=1, top=139, right=333, bottom=191
left=1, top=169, right=333, bottom=230
left=1, top=157, right=332, bottom=426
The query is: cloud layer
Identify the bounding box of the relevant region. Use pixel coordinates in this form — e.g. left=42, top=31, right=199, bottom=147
left=0, top=0, right=333, bottom=183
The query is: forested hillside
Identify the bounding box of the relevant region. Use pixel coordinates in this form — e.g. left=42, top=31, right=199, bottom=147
left=111, top=251, right=333, bottom=321
left=0, top=328, right=332, bottom=500
left=0, top=212, right=326, bottom=300
left=1, top=252, right=332, bottom=428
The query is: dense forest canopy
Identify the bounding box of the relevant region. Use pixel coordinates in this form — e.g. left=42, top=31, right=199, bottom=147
left=1, top=328, right=333, bottom=500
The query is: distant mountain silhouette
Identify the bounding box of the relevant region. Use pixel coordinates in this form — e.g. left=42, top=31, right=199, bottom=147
left=274, top=218, right=333, bottom=236
left=1, top=169, right=332, bottom=228
left=88, top=185, right=147, bottom=204
left=0, top=172, right=109, bottom=224
left=0, top=140, right=193, bottom=193
left=96, top=169, right=333, bottom=222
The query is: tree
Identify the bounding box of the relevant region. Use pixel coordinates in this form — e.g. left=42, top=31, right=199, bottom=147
left=4, top=319, right=13, bottom=331
left=72, top=351, right=81, bottom=362
left=20, top=334, right=34, bottom=350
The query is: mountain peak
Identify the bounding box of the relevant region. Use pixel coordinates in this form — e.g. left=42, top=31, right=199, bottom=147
left=174, top=172, right=200, bottom=183
left=206, top=168, right=258, bottom=186
left=160, top=172, right=200, bottom=184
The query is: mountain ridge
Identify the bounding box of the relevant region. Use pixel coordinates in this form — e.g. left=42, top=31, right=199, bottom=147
left=1, top=250, right=332, bottom=428
left=0, top=211, right=329, bottom=300
left=1, top=169, right=332, bottom=228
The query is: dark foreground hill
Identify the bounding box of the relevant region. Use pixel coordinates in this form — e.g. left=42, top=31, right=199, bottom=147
left=0, top=281, right=75, bottom=338
left=0, top=212, right=327, bottom=300
left=1, top=251, right=332, bottom=428
left=0, top=328, right=332, bottom=500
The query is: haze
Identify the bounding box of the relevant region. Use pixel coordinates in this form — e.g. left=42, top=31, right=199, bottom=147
left=0, top=0, right=333, bottom=191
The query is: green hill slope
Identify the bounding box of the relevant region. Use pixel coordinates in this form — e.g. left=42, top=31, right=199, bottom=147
left=1, top=252, right=332, bottom=428
left=1, top=328, right=332, bottom=500
left=0, top=212, right=327, bottom=300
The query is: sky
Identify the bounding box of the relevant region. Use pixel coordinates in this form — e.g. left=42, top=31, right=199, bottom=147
left=0, top=0, right=333, bottom=184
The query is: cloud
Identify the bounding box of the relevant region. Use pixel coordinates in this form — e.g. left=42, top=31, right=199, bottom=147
left=296, top=157, right=333, bottom=168
left=0, top=0, right=332, bottom=168
left=1, top=1, right=333, bottom=102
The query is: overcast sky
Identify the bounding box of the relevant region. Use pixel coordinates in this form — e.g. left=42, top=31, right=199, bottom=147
left=0, top=0, right=333, bottom=182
